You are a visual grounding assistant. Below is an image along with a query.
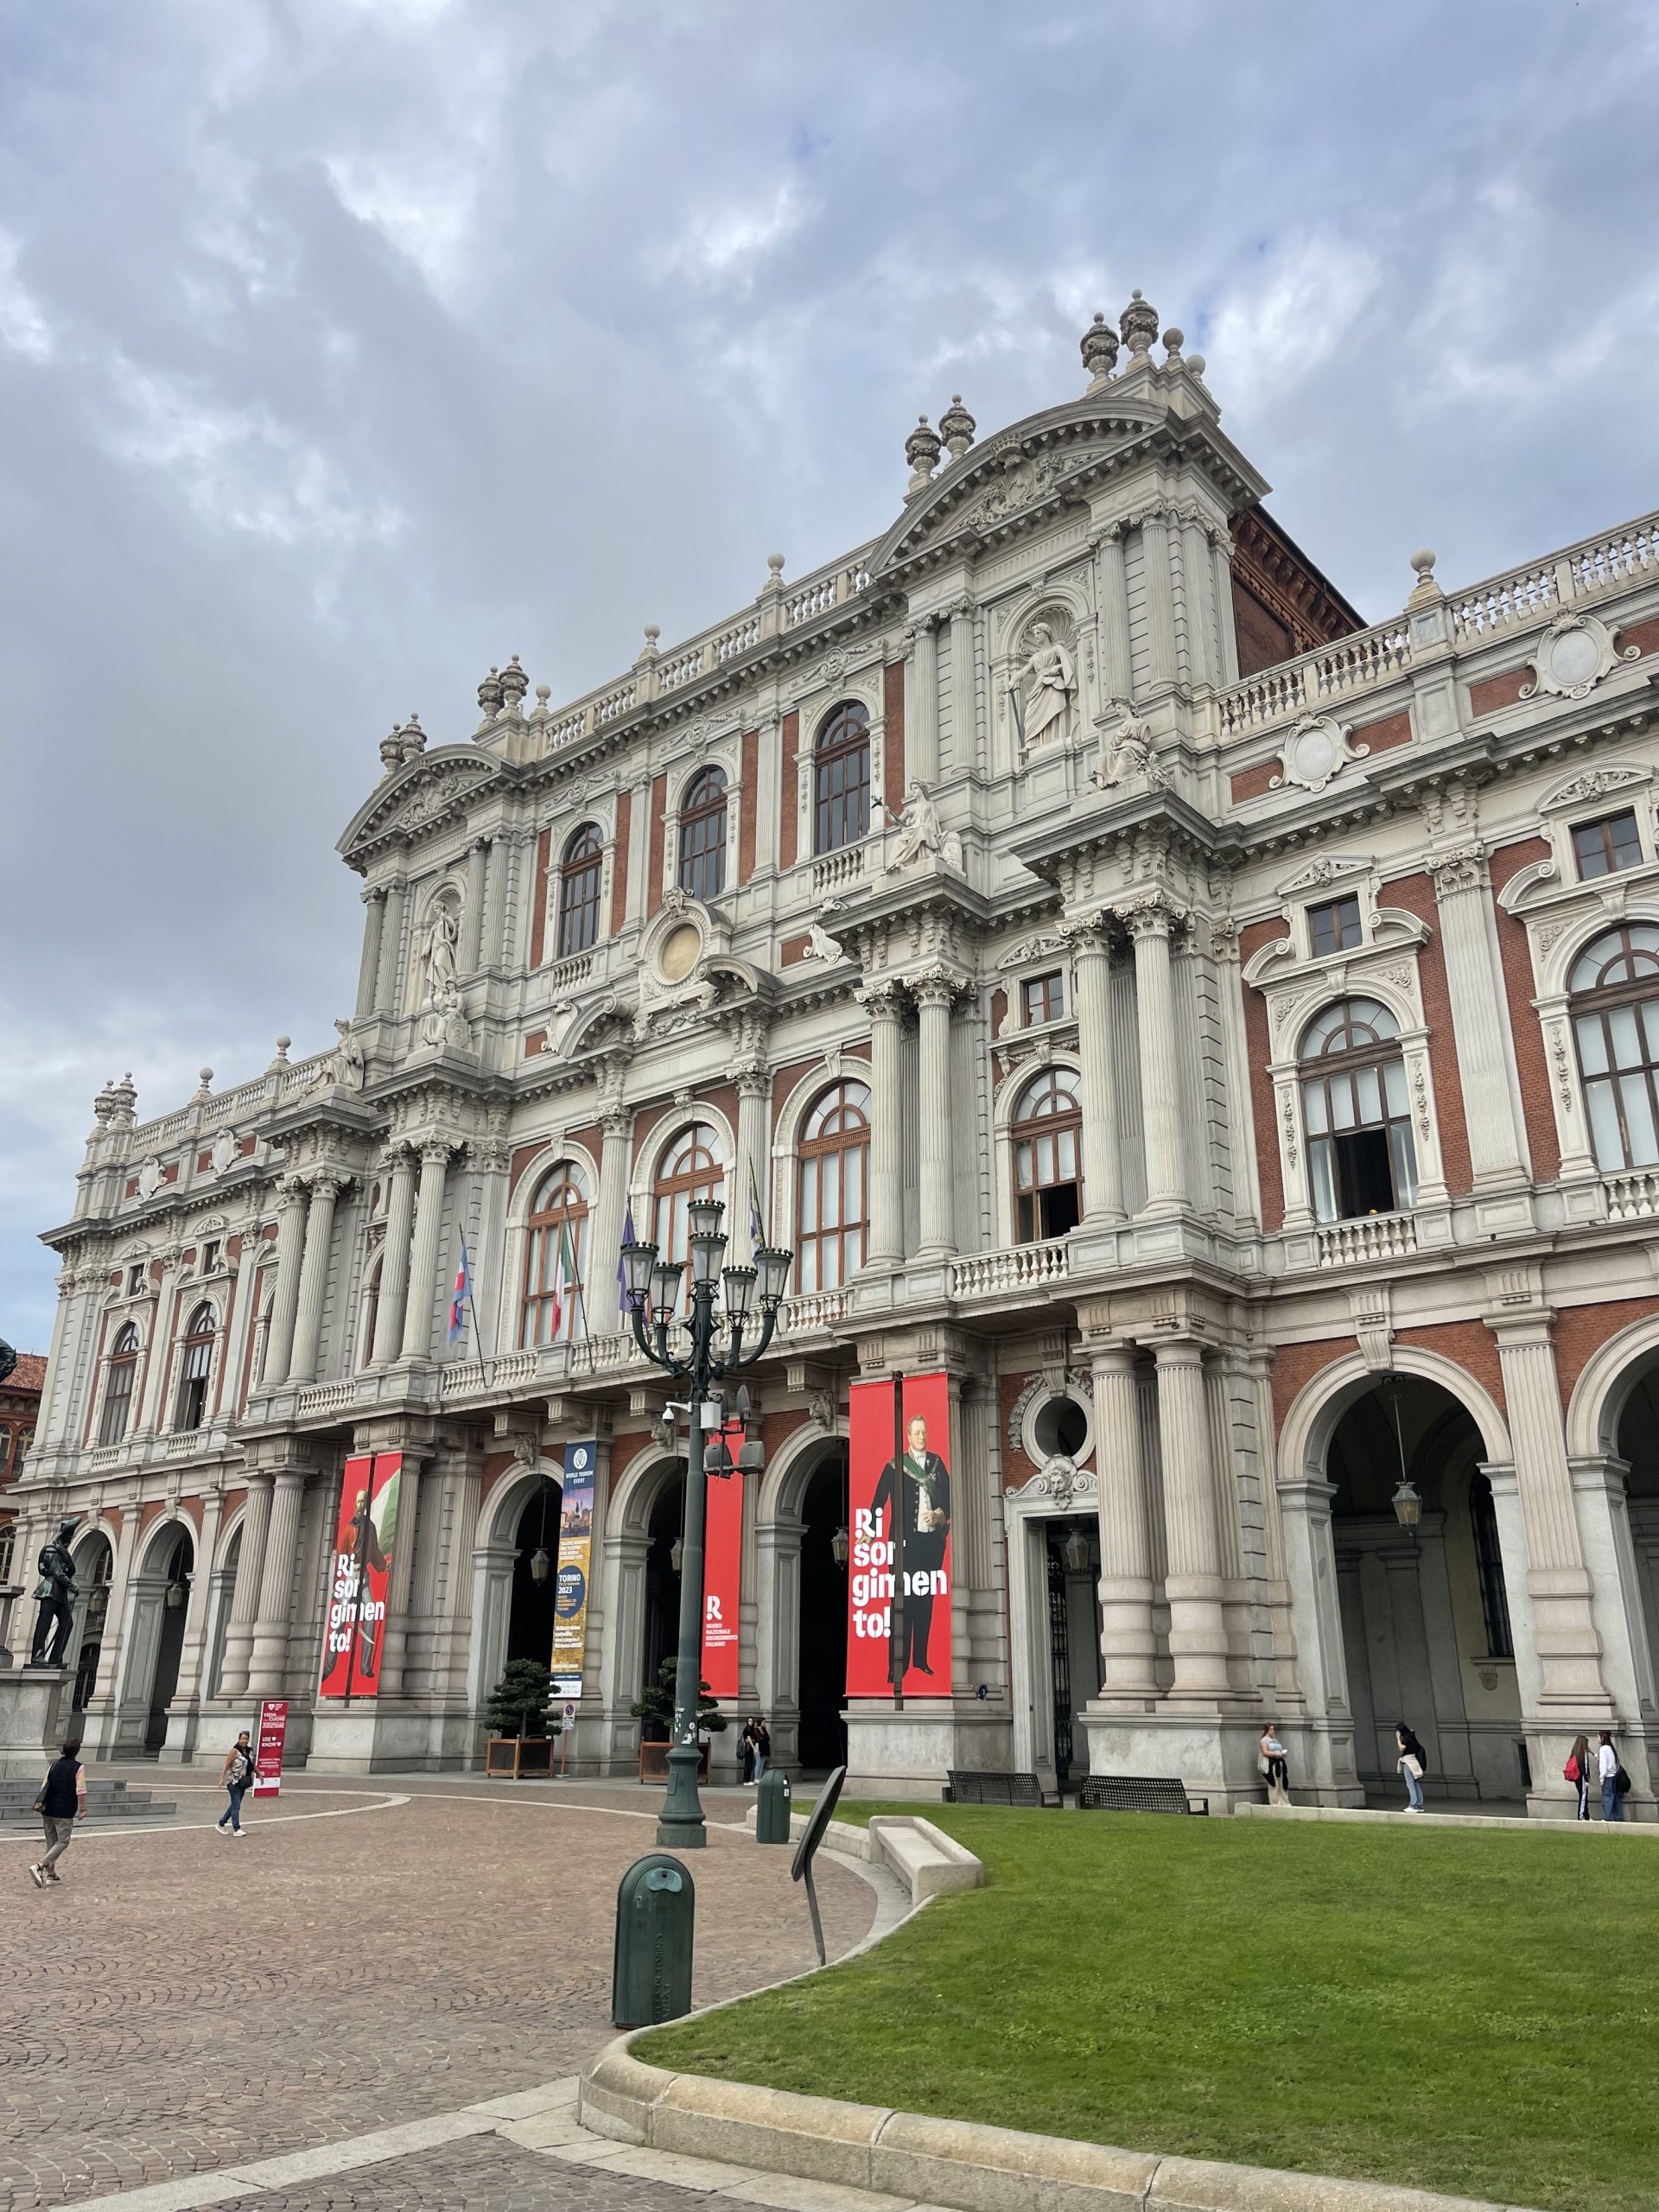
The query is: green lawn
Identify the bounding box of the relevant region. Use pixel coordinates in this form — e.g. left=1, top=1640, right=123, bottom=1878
left=642, top=1804, right=1659, bottom=2211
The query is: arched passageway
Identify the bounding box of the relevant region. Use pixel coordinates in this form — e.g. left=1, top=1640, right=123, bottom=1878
left=70, top=1533, right=114, bottom=1715
left=1613, top=1369, right=1659, bottom=1700
left=642, top=1471, right=685, bottom=1696
left=505, top=1473, right=562, bottom=1669
left=798, top=1455, right=849, bottom=1773
left=136, top=1526, right=194, bottom=1756
left=1329, top=1377, right=1524, bottom=1805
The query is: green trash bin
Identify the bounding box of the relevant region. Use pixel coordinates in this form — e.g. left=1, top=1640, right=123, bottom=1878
left=756, top=1767, right=792, bottom=1844
left=612, top=1853, right=695, bottom=2026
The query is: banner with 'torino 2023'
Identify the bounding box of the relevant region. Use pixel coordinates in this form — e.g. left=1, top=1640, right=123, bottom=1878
left=847, top=1371, right=952, bottom=1699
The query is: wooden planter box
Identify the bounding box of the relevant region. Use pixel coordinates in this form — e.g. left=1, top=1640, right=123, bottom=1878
left=486, top=1734, right=556, bottom=1779
left=639, top=1740, right=710, bottom=1782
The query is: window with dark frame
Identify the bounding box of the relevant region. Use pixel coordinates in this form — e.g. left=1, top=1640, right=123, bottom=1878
left=652, top=1124, right=724, bottom=1312
left=1307, top=893, right=1363, bottom=956
left=1569, top=922, right=1659, bottom=1170
left=175, top=1302, right=216, bottom=1432
left=1020, top=971, right=1065, bottom=1027
left=200, top=1239, right=221, bottom=1275
left=556, top=823, right=604, bottom=957
left=127, top=1265, right=146, bottom=1298
left=520, top=1161, right=589, bottom=1348
left=677, top=768, right=728, bottom=901
left=1469, top=1471, right=1515, bottom=1660
left=99, top=1323, right=139, bottom=1445
left=1298, top=997, right=1419, bottom=1223
left=1572, top=809, right=1643, bottom=880
left=1011, top=1066, right=1084, bottom=1243
left=797, top=1080, right=871, bottom=1293
left=813, top=702, right=871, bottom=855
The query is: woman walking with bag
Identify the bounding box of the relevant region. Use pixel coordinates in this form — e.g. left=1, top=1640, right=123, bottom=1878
left=28, top=1739, right=86, bottom=1888
left=1565, top=1733, right=1592, bottom=1821
left=216, top=1730, right=256, bottom=1838
left=1395, top=1724, right=1428, bottom=1813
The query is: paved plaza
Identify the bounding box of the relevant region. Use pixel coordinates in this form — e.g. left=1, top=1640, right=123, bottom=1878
left=0, top=1774, right=876, bottom=2210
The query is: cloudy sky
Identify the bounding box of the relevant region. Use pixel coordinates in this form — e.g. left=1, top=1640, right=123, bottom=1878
left=3, top=0, right=1657, bottom=1351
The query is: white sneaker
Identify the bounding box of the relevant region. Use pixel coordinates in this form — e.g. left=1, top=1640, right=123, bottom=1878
left=216, top=1822, right=230, bottom=1838
left=234, top=1828, right=248, bottom=1839
left=28, top=1864, right=44, bottom=1888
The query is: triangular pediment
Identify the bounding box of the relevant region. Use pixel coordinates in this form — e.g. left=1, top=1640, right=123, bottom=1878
left=338, top=747, right=503, bottom=864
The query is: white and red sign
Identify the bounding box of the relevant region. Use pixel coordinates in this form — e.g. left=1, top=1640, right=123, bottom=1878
left=700, top=1425, right=744, bottom=1700
left=253, top=1699, right=289, bottom=1796
left=848, top=1371, right=953, bottom=1699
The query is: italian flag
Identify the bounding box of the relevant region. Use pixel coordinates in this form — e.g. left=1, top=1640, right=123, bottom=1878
left=549, top=1222, right=578, bottom=1338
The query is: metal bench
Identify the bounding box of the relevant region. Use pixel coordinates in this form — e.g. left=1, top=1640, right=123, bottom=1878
left=1077, top=1774, right=1209, bottom=1816
left=943, top=1769, right=1059, bottom=1808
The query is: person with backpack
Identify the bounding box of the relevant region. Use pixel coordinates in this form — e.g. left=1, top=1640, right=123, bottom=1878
left=29, top=1739, right=86, bottom=1887
left=1565, top=1733, right=1592, bottom=1821
left=1395, top=1723, right=1428, bottom=1813
left=217, top=1730, right=256, bottom=1837
left=1598, top=1731, right=1628, bottom=1822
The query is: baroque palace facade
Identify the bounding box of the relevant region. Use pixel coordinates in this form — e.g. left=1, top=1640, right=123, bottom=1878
left=12, top=292, right=1659, bottom=1814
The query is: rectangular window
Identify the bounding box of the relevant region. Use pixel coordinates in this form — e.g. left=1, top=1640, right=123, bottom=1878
left=200, top=1241, right=221, bottom=1275
left=127, top=1265, right=146, bottom=1297
left=1021, top=972, right=1065, bottom=1026
left=1573, top=810, right=1643, bottom=879
left=1307, top=894, right=1363, bottom=956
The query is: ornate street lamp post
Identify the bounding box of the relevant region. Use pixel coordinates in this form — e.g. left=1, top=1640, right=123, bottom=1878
left=620, top=1198, right=791, bottom=1849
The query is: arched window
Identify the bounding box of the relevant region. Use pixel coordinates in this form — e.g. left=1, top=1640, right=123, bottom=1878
left=557, top=823, right=604, bottom=957
left=813, top=702, right=870, bottom=855
left=798, top=1081, right=871, bottom=1292
left=175, top=1301, right=216, bottom=1431
left=652, top=1124, right=724, bottom=1305
left=0, top=1424, right=10, bottom=1472
left=1300, top=997, right=1417, bottom=1222
left=521, top=1160, right=589, bottom=1347
left=1469, top=1471, right=1515, bottom=1660
left=1012, top=1066, right=1083, bottom=1242
left=678, top=768, right=728, bottom=902
left=99, top=1322, right=139, bottom=1446
left=1569, top=923, right=1659, bottom=1170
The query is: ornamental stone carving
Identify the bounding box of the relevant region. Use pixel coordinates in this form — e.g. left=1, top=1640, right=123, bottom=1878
left=1014, top=619, right=1078, bottom=750
left=1521, top=612, right=1637, bottom=702
left=1269, top=714, right=1370, bottom=795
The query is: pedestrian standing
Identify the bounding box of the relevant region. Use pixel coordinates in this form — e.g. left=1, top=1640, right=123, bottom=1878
left=1395, top=1724, right=1428, bottom=1813
left=738, top=1719, right=756, bottom=1785
left=217, top=1730, right=255, bottom=1838
left=1598, top=1731, right=1627, bottom=1822
left=29, top=1739, right=86, bottom=1888
left=1260, top=1722, right=1291, bottom=1806
left=753, top=1717, right=771, bottom=1781
left=1565, top=1733, right=1592, bottom=1821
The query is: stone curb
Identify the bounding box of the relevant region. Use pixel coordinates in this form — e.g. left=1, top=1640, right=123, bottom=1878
left=743, top=1805, right=985, bottom=1905
left=1235, top=1802, right=1657, bottom=1834
left=582, top=1817, right=1542, bottom=2212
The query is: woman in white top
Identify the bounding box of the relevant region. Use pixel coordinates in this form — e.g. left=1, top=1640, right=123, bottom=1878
left=1598, top=1732, right=1624, bottom=1822
left=1259, top=1724, right=1290, bottom=1806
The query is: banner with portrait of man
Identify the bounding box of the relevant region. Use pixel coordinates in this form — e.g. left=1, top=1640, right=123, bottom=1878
left=847, top=1370, right=952, bottom=1698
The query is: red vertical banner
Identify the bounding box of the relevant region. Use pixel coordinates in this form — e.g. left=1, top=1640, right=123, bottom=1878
left=253, top=1700, right=289, bottom=1796
left=700, top=1429, right=744, bottom=1700
left=317, top=1451, right=403, bottom=1700
left=847, top=1371, right=952, bottom=1698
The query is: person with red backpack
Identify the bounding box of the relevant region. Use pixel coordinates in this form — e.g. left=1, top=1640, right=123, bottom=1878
left=1564, top=1733, right=1592, bottom=1821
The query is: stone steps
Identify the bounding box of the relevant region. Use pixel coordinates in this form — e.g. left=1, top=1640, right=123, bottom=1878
left=0, top=1777, right=176, bottom=1822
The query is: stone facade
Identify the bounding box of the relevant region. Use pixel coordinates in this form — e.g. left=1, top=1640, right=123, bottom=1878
left=12, top=295, right=1659, bottom=1814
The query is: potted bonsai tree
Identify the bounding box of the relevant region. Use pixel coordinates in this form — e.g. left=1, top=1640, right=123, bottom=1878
left=484, top=1656, right=558, bottom=1778
left=631, top=1656, right=726, bottom=1782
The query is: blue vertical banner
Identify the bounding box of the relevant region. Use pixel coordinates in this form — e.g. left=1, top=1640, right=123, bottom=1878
left=550, top=1439, right=597, bottom=1696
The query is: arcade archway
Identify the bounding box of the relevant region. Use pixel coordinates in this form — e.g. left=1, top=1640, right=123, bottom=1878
left=505, top=1473, right=562, bottom=1669
left=70, top=1531, right=114, bottom=1714
left=798, top=1454, right=849, bottom=1773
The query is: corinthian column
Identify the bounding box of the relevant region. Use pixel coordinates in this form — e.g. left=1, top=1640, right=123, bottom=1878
left=288, top=1173, right=345, bottom=1386
left=218, top=1471, right=273, bottom=1696
left=460, top=837, right=490, bottom=974
left=1125, top=897, right=1186, bottom=1213
left=1090, top=1341, right=1157, bottom=1701
left=355, top=887, right=386, bottom=1021
left=264, top=1178, right=309, bottom=1387
left=947, top=598, right=976, bottom=773
left=248, top=1466, right=308, bottom=1694
left=400, top=1142, right=453, bottom=1363
left=734, top=1061, right=772, bottom=1258
left=372, top=1147, right=416, bottom=1366
left=861, top=984, right=904, bottom=1265
left=913, top=972, right=958, bottom=1259
left=1154, top=1338, right=1231, bottom=1698
left=1138, top=505, right=1179, bottom=691
left=1071, top=919, right=1124, bottom=1223
left=590, top=1102, right=632, bottom=1334
left=375, top=878, right=408, bottom=1014
left=1432, top=845, right=1529, bottom=1185
left=908, top=615, right=939, bottom=785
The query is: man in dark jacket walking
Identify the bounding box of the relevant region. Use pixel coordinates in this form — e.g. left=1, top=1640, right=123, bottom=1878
left=29, top=1740, right=86, bottom=1887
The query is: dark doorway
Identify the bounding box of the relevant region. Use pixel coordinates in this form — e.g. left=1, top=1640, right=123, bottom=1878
left=145, top=1529, right=194, bottom=1755
left=798, top=1457, right=849, bottom=1772
left=643, top=1472, right=685, bottom=1693
left=506, top=1478, right=562, bottom=1668
left=73, top=1535, right=113, bottom=1713
left=1045, top=1516, right=1100, bottom=1785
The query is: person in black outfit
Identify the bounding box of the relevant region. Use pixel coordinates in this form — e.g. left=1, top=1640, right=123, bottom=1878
left=29, top=1740, right=85, bottom=1887
left=869, top=1413, right=952, bottom=1679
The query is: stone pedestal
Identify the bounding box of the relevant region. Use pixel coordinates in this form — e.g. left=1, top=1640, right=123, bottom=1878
left=308, top=1698, right=474, bottom=1773
left=0, top=1667, right=72, bottom=1777
left=843, top=1698, right=1012, bottom=1798
left=1077, top=1709, right=1279, bottom=1815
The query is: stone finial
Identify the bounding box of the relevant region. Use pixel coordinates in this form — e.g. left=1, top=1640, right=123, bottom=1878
left=1161, top=326, right=1185, bottom=362
left=96, top=1072, right=137, bottom=1131
left=476, top=665, right=504, bottom=717
left=498, top=655, right=528, bottom=713
left=270, top=1036, right=291, bottom=1068
left=905, top=414, right=942, bottom=494
left=938, top=395, right=976, bottom=461
left=530, top=683, right=552, bottom=723
left=1186, top=353, right=1207, bottom=381
left=1081, top=312, right=1120, bottom=390
left=1119, top=289, right=1160, bottom=364
left=379, top=728, right=405, bottom=777
left=194, top=1067, right=214, bottom=1100
left=398, top=710, right=425, bottom=755
left=639, top=625, right=662, bottom=661
left=1408, top=548, right=1443, bottom=607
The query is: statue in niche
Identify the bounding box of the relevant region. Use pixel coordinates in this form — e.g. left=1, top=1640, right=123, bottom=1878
left=421, top=981, right=472, bottom=1052
left=874, top=779, right=963, bottom=873
left=1015, top=621, right=1077, bottom=750
left=1092, top=699, right=1168, bottom=791
left=414, top=899, right=461, bottom=1007
left=314, top=1019, right=366, bottom=1092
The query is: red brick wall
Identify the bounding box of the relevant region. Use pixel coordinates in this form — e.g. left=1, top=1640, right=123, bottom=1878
left=1467, top=667, right=1531, bottom=717
left=990, top=987, right=1008, bottom=1039
left=509, top=1142, right=542, bottom=1203
left=999, top=1370, right=1039, bottom=1490
left=1357, top=708, right=1412, bottom=757
left=780, top=932, right=813, bottom=966
left=1488, top=836, right=1557, bottom=1179
left=1231, top=579, right=1294, bottom=677
left=883, top=660, right=906, bottom=811
left=779, top=711, right=799, bottom=871
left=1270, top=1321, right=1508, bottom=1437
left=646, top=772, right=668, bottom=917
left=1230, top=757, right=1279, bottom=804
left=1379, top=869, right=1472, bottom=1196
left=1554, top=1299, right=1656, bottom=1413
left=1616, top=615, right=1659, bottom=659
left=529, top=827, right=551, bottom=969
left=1240, top=918, right=1287, bottom=1231
left=611, top=788, right=632, bottom=936
left=739, top=729, right=759, bottom=884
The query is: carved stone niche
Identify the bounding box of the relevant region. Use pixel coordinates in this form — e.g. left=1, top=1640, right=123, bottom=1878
left=632, top=888, right=762, bottom=1039
left=1522, top=611, right=1637, bottom=702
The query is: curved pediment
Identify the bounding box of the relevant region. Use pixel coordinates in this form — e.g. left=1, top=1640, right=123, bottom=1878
left=337, top=747, right=504, bottom=866
left=866, top=396, right=1166, bottom=578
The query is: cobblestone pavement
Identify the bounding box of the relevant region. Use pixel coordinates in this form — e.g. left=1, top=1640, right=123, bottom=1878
left=229, top=2133, right=713, bottom=2209
left=0, top=1775, right=874, bottom=2210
